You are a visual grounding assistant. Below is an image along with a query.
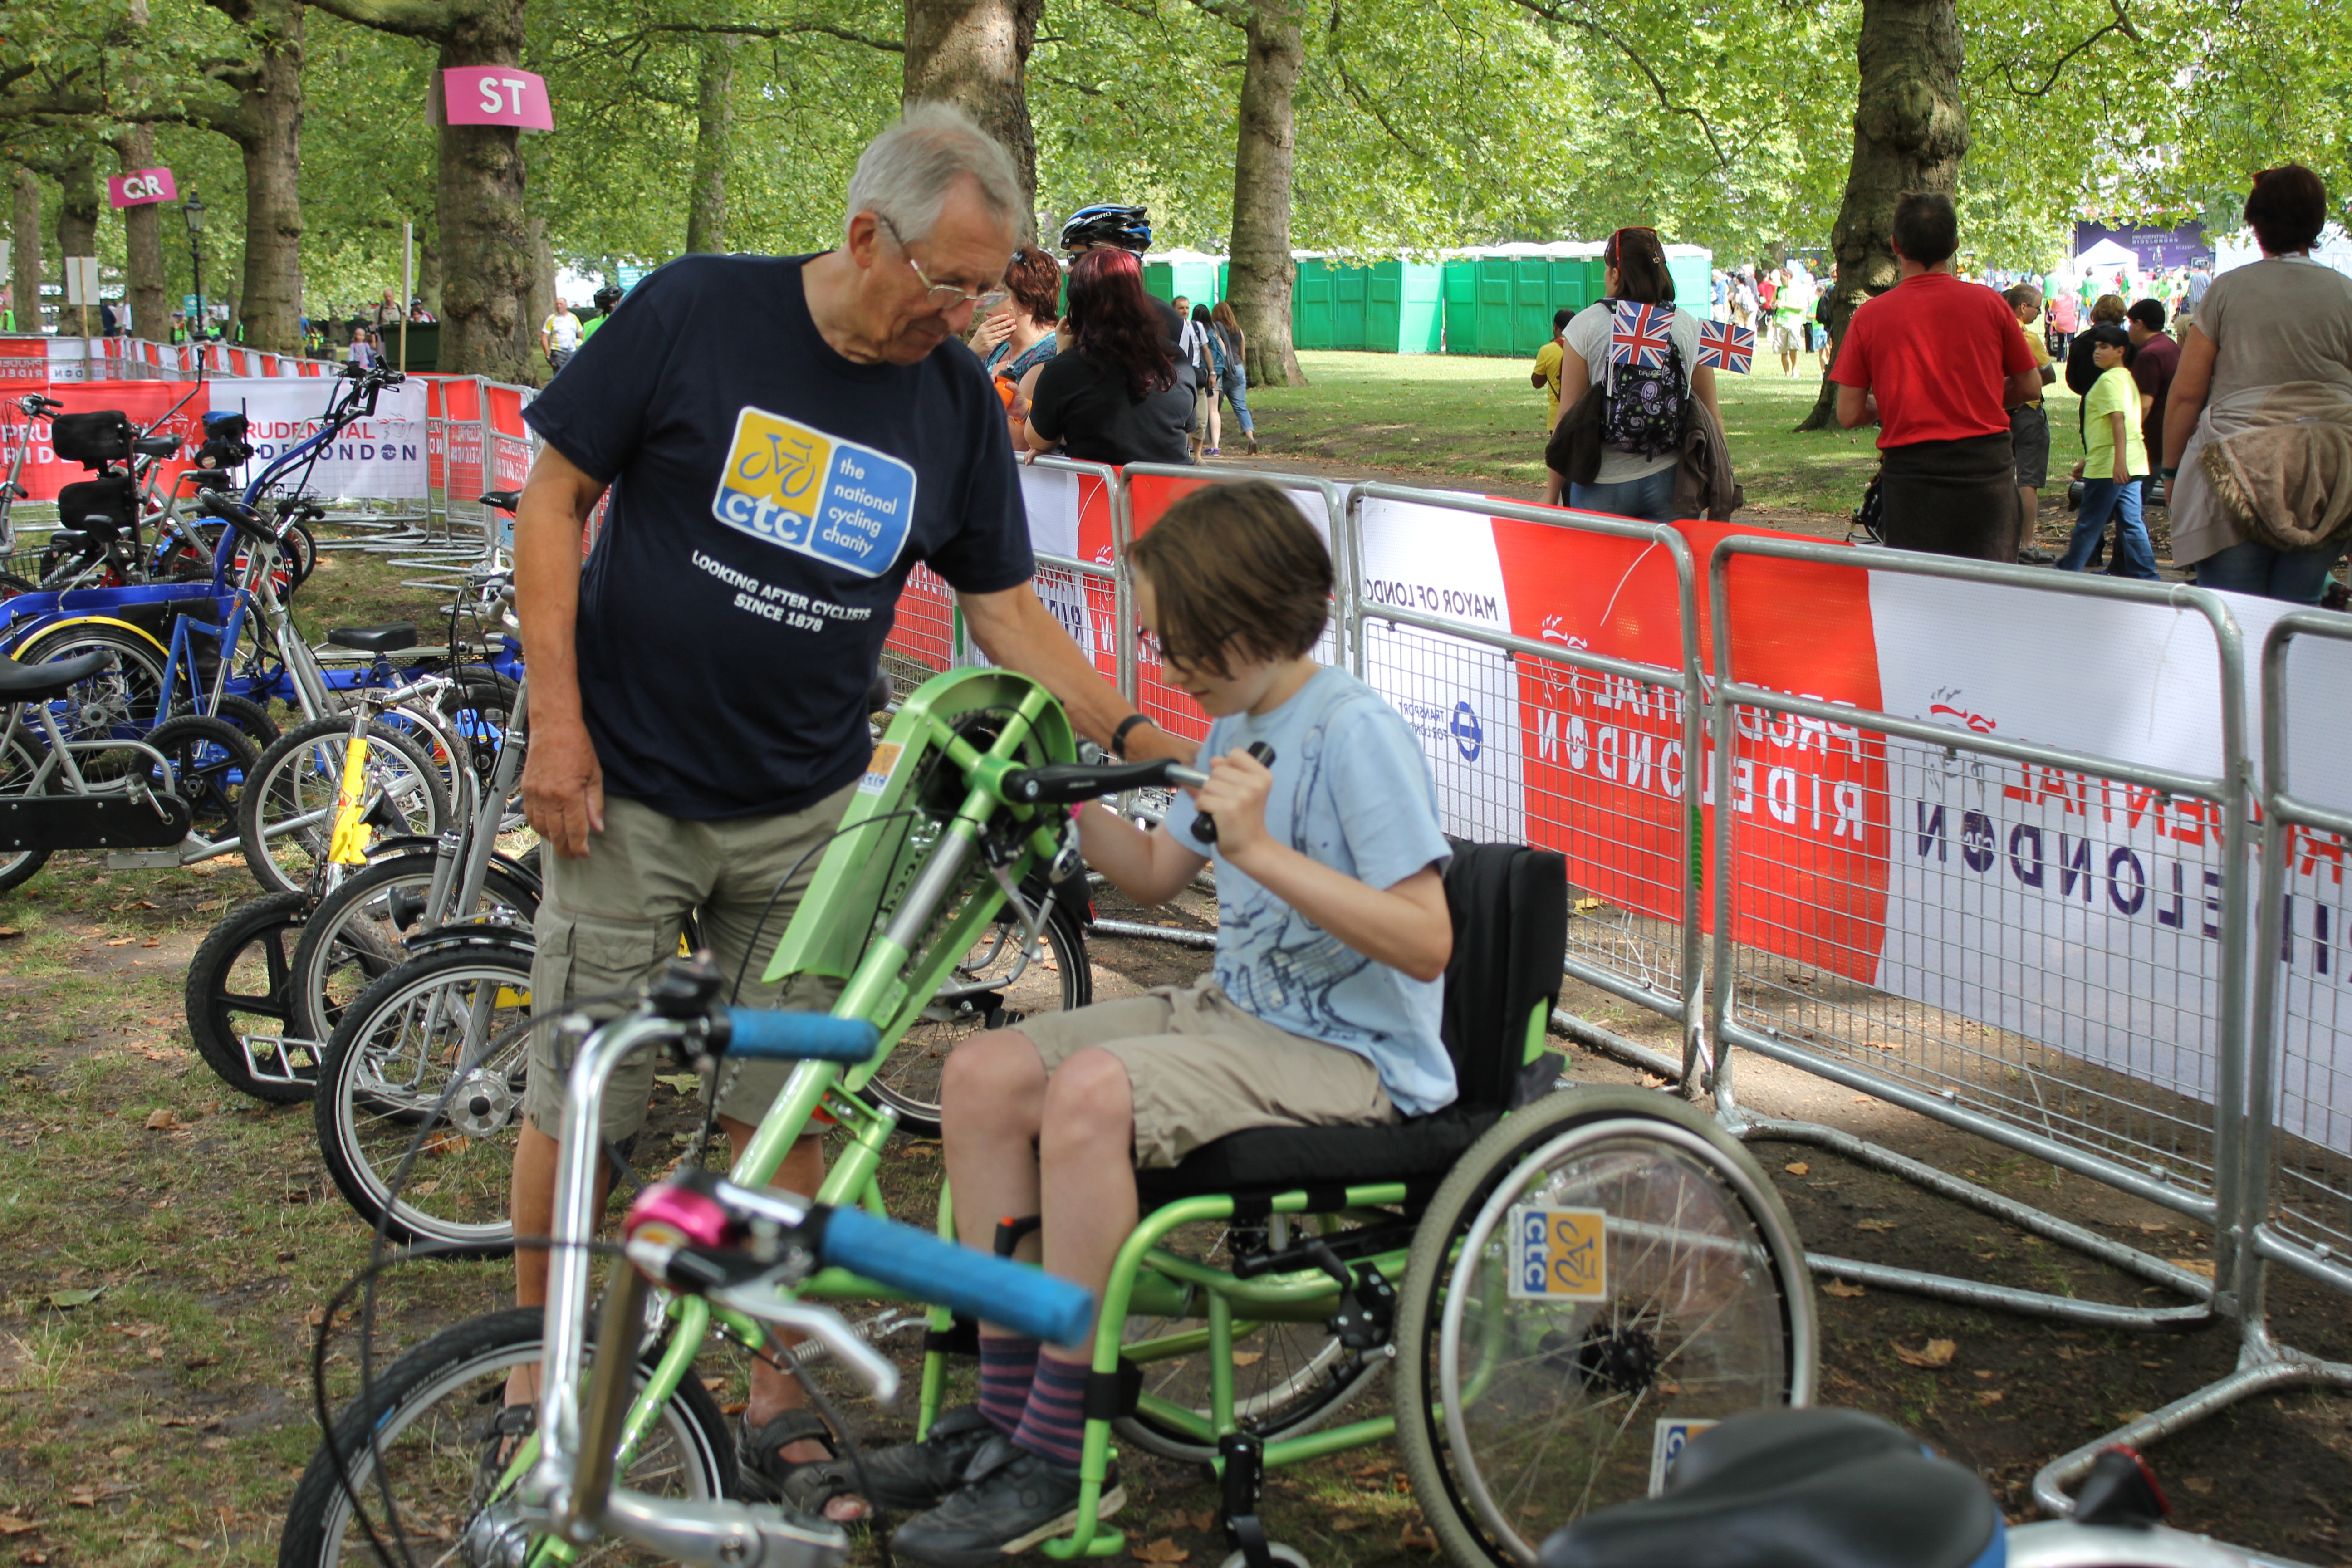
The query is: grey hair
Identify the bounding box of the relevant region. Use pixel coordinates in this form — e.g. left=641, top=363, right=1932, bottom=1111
left=842, top=103, right=1024, bottom=245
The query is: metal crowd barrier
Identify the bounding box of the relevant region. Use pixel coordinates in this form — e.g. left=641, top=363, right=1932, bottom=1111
left=1705, top=535, right=2245, bottom=1344
left=2027, top=612, right=2352, bottom=1517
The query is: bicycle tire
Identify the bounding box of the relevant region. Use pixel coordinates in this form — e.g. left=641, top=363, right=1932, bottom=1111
left=183, top=891, right=324, bottom=1103
left=7, top=621, right=170, bottom=741
left=0, top=572, right=33, bottom=599
left=0, top=730, right=51, bottom=894
left=313, top=943, right=535, bottom=1255
left=866, top=894, right=1089, bottom=1141
left=1393, top=1088, right=1815, bottom=1568
left=142, top=713, right=258, bottom=834
left=287, top=851, right=539, bottom=1044
left=240, top=715, right=452, bottom=896
left=191, top=690, right=282, bottom=750
left=437, top=673, right=524, bottom=831
left=276, top=1305, right=734, bottom=1568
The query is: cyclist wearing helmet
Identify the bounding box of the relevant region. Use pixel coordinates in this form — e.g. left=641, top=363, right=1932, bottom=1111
left=1060, top=203, right=1183, bottom=350
left=578, top=282, right=625, bottom=342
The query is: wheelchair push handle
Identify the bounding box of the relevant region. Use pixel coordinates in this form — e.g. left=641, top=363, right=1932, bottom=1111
left=721, top=1009, right=878, bottom=1064
left=1191, top=740, right=1277, bottom=846
left=815, top=1203, right=1096, bottom=1347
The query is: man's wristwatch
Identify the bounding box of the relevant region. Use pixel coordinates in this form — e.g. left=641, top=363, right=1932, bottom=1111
left=1110, top=713, right=1158, bottom=758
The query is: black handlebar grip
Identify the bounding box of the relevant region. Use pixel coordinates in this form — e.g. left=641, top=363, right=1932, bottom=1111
left=1191, top=741, right=1276, bottom=846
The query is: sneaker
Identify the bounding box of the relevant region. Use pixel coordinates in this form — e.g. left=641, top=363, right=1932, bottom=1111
left=891, top=1436, right=1123, bottom=1568
left=843, top=1405, right=1002, bottom=1511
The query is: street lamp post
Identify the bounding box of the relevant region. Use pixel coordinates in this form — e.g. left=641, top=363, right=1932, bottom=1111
left=182, top=193, right=207, bottom=344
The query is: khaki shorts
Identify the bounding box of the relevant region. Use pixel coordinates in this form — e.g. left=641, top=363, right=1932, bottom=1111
left=525, top=788, right=853, bottom=1143
left=1016, top=976, right=1396, bottom=1168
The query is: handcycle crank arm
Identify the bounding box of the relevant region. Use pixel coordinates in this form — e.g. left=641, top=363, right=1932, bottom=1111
left=699, top=1281, right=902, bottom=1407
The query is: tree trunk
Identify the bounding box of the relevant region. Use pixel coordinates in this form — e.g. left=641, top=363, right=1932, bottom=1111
left=113, top=130, right=172, bottom=345
left=55, top=144, right=100, bottom=338
left=684, top=32, right=740, bottom=254
left=419, top=230, right=441, bottom=316
left=231, top=0, right=306, bottom=355
left=435, top=0, right=537, bottom=383
left=902, top=0, right=1042, bottom=232
left=1226, top=0, right=1306, bottom=388
left=9, top=167, right=40, bottom=335
left=1796, top=0, right=1968, bottom=431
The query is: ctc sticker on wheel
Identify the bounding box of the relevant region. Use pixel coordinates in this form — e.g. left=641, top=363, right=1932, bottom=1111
left=711, top=404, right=916, bottom=577
left=1508, top=1205, right=1608, bottom=1300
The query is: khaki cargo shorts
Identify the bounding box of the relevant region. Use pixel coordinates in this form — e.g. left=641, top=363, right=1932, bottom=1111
left=524, top=788, right=853, bottom=1143
left=1016, top=976, right=1397, bottom=1169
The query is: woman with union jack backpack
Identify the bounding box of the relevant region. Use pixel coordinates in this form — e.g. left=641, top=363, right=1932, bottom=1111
left=1540, top=226, right=1725, bottom=519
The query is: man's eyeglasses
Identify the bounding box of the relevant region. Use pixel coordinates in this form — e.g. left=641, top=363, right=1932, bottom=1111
left=877, top=215, right=1009, bottom=313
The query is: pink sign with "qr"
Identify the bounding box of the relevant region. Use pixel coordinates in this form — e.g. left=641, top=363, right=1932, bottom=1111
left=442, top=67, right=554, bottom=130
left=108, top=167, right=178, bottom=207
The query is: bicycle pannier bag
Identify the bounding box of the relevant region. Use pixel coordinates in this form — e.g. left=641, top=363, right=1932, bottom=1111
left=50, top=410, right=136, bottom=468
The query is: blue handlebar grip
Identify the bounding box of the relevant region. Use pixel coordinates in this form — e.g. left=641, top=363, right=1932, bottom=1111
left=723, top=1009, right=879, bottom=1064
left=816, top=1205, right=1095, bottom=1347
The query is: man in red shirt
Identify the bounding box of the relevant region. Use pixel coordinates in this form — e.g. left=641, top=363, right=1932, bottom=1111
left=2126, top=298, right=2180, bottom=505
left=1831, top=192, right=2043, bottom=560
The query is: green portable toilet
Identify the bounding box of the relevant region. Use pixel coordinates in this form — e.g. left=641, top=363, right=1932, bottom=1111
left=1475, top=259, right=1514, bottom=357
left=1333, top=265, right=1369, bottom=350
left=1442, top=258, right=1479, bottom=353
left=1293, top=257, right=1334, bottom=350
left=1379, top=260, right=1442, bottom=353
left=1665, top=249, right=1713, bottom=315
left=1509, top=258, right=1552, bottom=354
left=1142, top=256, right=1221, bottom=311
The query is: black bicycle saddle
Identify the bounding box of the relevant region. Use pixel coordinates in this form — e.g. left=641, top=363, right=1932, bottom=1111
left=1539, top=1409, right=2000, bottom=1568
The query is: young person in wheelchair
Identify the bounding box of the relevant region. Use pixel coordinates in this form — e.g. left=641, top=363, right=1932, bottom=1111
left=859, top=479, right=1458, bottom=1564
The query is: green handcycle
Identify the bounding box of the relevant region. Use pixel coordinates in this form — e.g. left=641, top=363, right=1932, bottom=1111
left=280, top=666, right=1817, bottom=1568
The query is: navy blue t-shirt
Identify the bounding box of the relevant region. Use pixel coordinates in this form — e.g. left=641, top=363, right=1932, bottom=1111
left=524, top=254, right=1034, bottom=819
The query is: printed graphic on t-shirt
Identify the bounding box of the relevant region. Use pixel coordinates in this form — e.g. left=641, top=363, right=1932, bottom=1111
left=711, top=405, right=917, bottom=578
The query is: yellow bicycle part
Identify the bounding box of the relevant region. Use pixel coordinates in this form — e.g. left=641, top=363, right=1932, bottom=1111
left=325, top=733, right=375, bottom=867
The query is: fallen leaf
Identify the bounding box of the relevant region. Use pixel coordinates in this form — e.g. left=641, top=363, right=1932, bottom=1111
left=1974, top=1390, right=2004, bottom=1406
left=1639, top=1073, right=1669, bottom=1089
left=64, top=1489, right=94, bottom=1510
left=172, top=1537, right=206, bottom=1551
left=104, top=937, right=136, bottom=947
left=1400, top=1523, right=1439, bottom=1553
left=140, top=940, right=160, bottom=949
left=2137, top=1221, right=2171, bottom=1235
left=1230, top=1349, right=1263, bottom=1367
left=721, top=1401, right=748, bottom=1416
left=701, top=1376, right=729, bottom=1392
left=1974, top=1369, right=1996, bottom=1380
left=1895, top=1338, right=1957, bottom=1368
left=0, top=1518, right=34, bottom=1536
left=655, top=1073, right=701, bottom=1095
left=1822, top=1279, right=1867, bottom=1298
left=46, top=1288, right=103, bottom=1309
left=0, top=929, right=20, bottom=941
left=1783, top=1162, right=1810, bottom=1176
left=1573, top=897, right=1605, bottom=912
left=1856, top=1218, right=1898, bottom=1234
left=137, top=901, right=158, bottom=911
left=307, top=1305, right=329, bottom=1327
left=154, top=1416, right=204, bottom=1428
left=145, top=1109, right=181, bottom=1131
left=2184, top=1477, right=2214, bottom=1495
left=1331, top=1516, right=1363, bottom=1533
left=19, top=1549, right=48, bottom=1564
left=1133, top=1538, right=1190, bottom=1563
left=2168, top=1258, right=2217, bottom=1279
left=1182, top=1510, right=1217, bottom=1533
left=1851, top=1095, right=1875, bottom=1104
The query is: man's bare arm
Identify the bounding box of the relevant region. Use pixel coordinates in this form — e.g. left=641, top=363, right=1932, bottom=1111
left=959, top=583, right=1192, bottom=763
left=514, top=445, right=608, bottom=858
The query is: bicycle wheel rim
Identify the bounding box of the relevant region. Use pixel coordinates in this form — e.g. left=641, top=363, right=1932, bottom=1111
left=304, top=1325, right=724, bottom=1565
left=324, top=958, right=532, bottom=1250
left=870, top=902, right=1084, bottom=1133
left=1436, top=1118, right=1802, bottom=1563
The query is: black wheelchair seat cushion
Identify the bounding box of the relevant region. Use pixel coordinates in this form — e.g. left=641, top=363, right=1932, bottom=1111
left=1539, top=1409, right=2002, bottom=1568
left=1135, top=1105, right=1499, bottom=1207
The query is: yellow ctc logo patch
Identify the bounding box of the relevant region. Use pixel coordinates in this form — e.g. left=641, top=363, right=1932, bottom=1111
left=1508, top=1205, right=1607, bottom=1300
left=715, top=408, right=832, bottom=548
left=709, top=404, right=919, bottom=578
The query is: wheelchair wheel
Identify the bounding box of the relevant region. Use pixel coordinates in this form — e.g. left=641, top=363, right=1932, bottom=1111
left=185, top=892, right=323, bottom=1102
left=286, top=851, right=538, bottom=1044
left=1113, top=1213, right=1387, bottom=1465
left=1394, top=1088, right=1814, bottom=1567
left=868, top=888, right=1089, bottom=1142
left=0, top=731, right=50, bottom=895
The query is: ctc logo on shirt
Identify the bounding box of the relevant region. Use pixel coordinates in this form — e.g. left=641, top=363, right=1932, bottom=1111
left=711, top=404, right=917, bottom=578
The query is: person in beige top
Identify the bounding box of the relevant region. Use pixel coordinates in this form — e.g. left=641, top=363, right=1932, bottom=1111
left=2162, top=165, right=2352, bottom=601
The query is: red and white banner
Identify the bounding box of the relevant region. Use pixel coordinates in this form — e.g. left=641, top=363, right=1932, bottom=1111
left=0, top=380, right=207, bottom=501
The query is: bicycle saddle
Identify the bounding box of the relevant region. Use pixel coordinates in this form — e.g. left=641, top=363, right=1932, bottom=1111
left=326, top=622, right=420, bottom=654
left=0, top=649, right=117, bottom=699
left=478, top=489, right=521, bottom=512
left=132, top=434, right=181, bottom=459
left=1539, top=1409, right=2000, bottom=1568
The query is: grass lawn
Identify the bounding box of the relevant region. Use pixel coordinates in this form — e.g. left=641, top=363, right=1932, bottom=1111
left=1245, top=349, right=2088, bottom=518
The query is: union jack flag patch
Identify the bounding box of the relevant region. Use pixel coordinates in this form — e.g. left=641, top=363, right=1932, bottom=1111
left=1695, top=318, right=1755, bottom=373
left=1608, top=301, right=1676, bottom=368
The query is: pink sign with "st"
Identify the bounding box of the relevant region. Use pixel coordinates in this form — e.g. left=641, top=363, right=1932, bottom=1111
left=108, top=167, right=178, bottom=207
left=442, top=67, right=554, bottom=130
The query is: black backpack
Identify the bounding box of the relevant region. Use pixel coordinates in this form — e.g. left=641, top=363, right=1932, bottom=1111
left=1596, top=300, right=1689, bottom=461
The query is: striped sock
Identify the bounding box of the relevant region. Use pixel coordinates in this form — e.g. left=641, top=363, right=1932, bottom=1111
left=1011, top=1353, right=1091, bottom=1468
left=977, top=1334, right=1041, bottom=1440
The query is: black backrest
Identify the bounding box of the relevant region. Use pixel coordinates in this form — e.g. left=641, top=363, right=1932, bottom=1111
left=50, top=410, right=134, bottom=470
left=56, top=474, right=139, bottom=538
left=1439, top=840, right=1569, bottom=1113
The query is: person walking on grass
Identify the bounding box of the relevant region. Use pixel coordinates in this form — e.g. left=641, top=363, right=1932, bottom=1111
left=1532, top=307, right=1572, bottom=428
left=1210, top=299, right=1259, bottom=455
left=1830, top=191, right=2042, bottom=561
left=2004, top=284, right=2058, bottom=554
left=2055, top=322, right=2157, bottom=578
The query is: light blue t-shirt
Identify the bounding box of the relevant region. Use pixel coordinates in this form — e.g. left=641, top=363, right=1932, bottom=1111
left=1163, top=667, right=1457, bottom=1115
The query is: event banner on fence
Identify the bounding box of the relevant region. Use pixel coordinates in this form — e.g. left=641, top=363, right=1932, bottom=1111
left=209, top=377, right=427, bottom=499
left=0, top=380, right=209, bottom=502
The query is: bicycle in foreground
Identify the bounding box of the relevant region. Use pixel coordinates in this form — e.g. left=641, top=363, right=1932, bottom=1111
left=284, top=665, right=1817, bottom=1568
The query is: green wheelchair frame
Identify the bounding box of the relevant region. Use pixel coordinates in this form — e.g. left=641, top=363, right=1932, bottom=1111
left=496, top=664, right=1817, bottom=1568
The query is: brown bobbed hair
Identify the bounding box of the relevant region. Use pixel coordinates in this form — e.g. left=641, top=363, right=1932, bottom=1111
left=2246, top=165, right=2328, bottom=256
left=1127, top=479, right=1331, bottom=679
left=1605, top=226, right=1675, bottom=305
left=1004, top=245, right=1062, bottom=326
left=2091, top=294, right=2127, bottom=324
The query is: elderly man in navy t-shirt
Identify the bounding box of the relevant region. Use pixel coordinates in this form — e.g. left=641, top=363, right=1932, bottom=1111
left=506, top=103, right=1188, bottom=1517
left=1831, top=191, right=2043, bottom=561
